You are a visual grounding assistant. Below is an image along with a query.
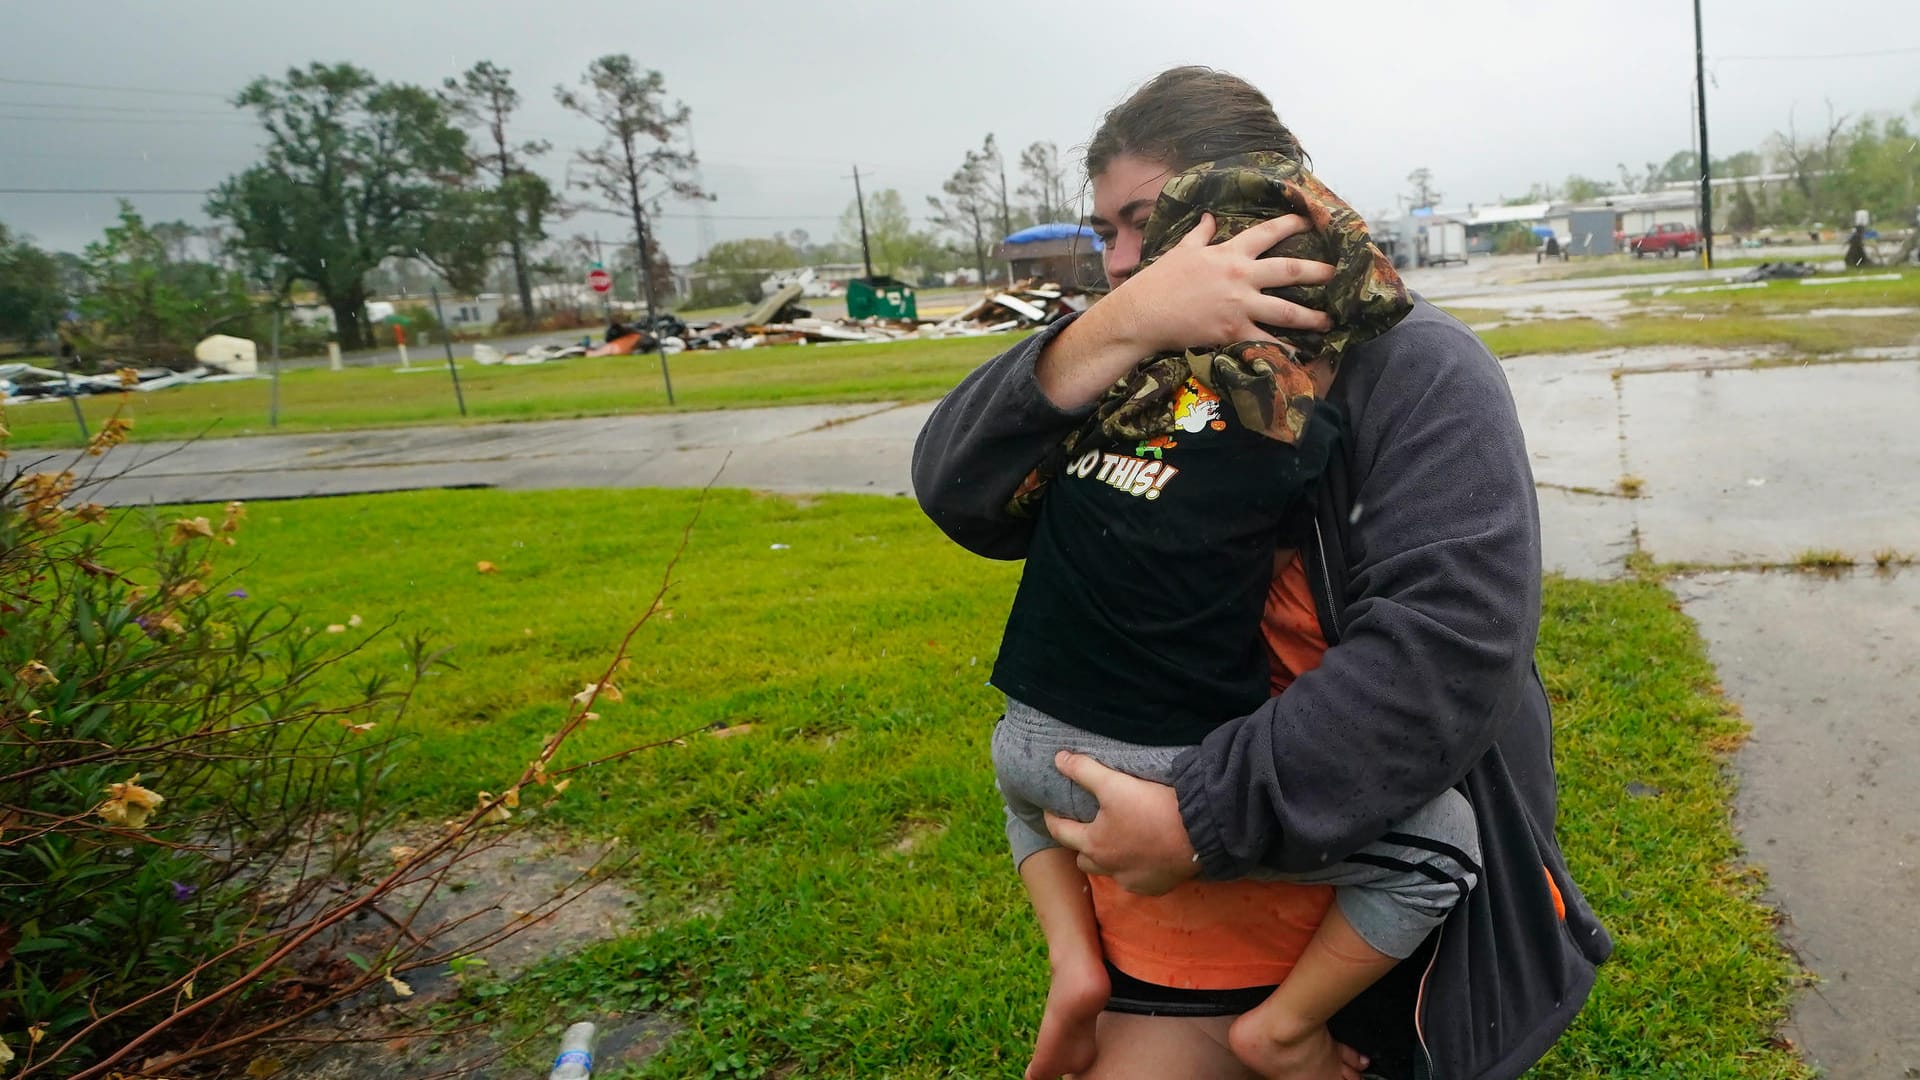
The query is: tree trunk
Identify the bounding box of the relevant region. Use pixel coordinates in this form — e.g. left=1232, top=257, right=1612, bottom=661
left=509, top=233, right=534, bottom=324
left=326, top=292, right=369, bottom=351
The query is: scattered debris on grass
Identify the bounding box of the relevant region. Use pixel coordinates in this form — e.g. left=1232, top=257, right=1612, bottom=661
left=479, top=279, right=1094, bottom=365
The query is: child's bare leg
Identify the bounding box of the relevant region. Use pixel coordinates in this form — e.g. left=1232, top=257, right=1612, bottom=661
left=1019, top=846, right=1110, bottom=1080
left=1226, top=904, right=1390, bottom=1080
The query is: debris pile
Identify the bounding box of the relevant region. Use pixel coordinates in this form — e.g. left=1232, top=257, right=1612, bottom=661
left=1739, top=261, right=1818, bottom=282
left=486, top=278, right=1097, bottom=364
left=1, top=362, right=256, bottom=406
left=924, top=280, right=1093, bottom=338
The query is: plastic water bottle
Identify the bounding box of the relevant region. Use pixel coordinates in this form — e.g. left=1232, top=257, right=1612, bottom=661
left=548, top=1021, right=596, bottom=1079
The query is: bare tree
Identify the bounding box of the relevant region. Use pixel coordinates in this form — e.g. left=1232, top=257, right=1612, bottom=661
left=927, top=137, right=1002, bottom=284
left=441, top=61, right=558, bottom=321
left=1406, top=167, right=1443, bottom=211
left=555, top=55, right=708, bottom=332
left=1018, top=140, right=1072, bottom=224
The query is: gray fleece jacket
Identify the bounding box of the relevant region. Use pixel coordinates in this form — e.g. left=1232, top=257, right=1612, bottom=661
left=911, top=300, right=1611, bottom=1080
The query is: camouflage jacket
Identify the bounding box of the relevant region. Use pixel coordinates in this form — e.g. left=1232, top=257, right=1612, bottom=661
left=1006, top=151, right=1410, bottom=517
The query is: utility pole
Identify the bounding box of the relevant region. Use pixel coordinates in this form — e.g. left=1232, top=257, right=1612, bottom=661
left=1694, top=0, right=1714, bottom=269
left=850, top=164, right=875, bottom=280
left=997, top=156, right=1013, bottom=242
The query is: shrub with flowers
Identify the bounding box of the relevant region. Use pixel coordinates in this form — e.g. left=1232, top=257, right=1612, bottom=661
left=0, top=404, right=437, bottom=1076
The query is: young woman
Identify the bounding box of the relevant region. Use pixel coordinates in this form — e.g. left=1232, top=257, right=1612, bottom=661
left=914, top=67, right=1610, bottom=1079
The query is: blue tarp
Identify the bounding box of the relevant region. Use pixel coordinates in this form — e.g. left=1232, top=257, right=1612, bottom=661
left=1002, top=223, right=1103, bottom=250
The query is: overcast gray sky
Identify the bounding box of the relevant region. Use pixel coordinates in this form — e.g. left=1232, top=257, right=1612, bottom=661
left=3, top=0, right=1916, bottom=263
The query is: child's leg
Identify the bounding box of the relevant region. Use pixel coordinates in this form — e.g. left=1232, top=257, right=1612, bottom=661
left=1229, top=787, right=1480, bottom=1079
left=1019, top=846, right=1110, bottom=1080
left=993, top=704, right=1119, bottom=1079
left=1226, top=903, right=1393, bottom=1079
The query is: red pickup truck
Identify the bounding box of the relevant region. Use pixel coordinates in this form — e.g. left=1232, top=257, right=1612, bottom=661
left=1630, top=223, right=1700, bottom=257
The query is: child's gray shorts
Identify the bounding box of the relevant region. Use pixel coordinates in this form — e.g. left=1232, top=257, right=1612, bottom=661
left=993, top=696, right=1482, bottom=960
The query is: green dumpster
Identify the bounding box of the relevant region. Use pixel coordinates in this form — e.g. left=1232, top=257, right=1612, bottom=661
left=845, top=275, right=918, bottom=320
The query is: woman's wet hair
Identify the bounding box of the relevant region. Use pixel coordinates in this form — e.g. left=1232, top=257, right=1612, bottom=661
left=1084, top=66, right=1309, bottom=179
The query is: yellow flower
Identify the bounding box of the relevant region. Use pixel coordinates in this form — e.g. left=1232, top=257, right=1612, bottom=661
left=18, top=471, right=75, bottom=530
left=475, top=560, right=498, bottom=574
left=72, top=502, right=110, bottom=524
left=156, top=613, right=186, bottom=635
left=116, top=367, right=140, bottom=389
left=0, top=1037, right=12, bottom=1065
left=17, top=659, right=57, bottom=688
left=384, top=971, right=414, bottom=998
left=221, top=501, right=246, bottom=532
left=390, top=845, right=418, bottom=866
left=97, top=774, right=166, bottom=829
left=170, top=517, right=215, bottom=544
left=84, top=415, right=134, bottom=457
left=476, top=791, right=512, bottom=825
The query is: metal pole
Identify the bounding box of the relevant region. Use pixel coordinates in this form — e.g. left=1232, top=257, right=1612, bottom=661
left=1693, top=0, right=1714, bottom=269
left=268, top=303, right=282, bottom=428
left=429, top=286, right=468, bottom=417
left=594, top=232, right=611, bottom=323
left=851, top=164, right=875, bottom=280
left=55, top=329, right=88, bottom=441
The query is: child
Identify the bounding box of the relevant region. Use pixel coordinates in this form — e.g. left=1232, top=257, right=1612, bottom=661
left=988, top=371, right=1481, bottom=1080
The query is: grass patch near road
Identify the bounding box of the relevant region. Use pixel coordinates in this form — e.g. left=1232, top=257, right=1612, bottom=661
left=155, top=488, right=1806, bottom=1077
left=1480, top=312, right=1915, bottom=358
left=1636, top=267, right=1920, bottom=314
left=0, top=332, right=1017, bottom=449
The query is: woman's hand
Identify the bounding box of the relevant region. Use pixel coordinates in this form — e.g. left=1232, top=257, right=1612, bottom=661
left=1111, top=212, right=1335, bottom=354
left=1034, top=213, right=1334, bottom=410
left=1042, top=750, right=1203, bottom=896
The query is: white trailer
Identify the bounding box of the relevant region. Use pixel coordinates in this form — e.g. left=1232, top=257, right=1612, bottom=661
left=1419, top=218, right=1468, bottom=267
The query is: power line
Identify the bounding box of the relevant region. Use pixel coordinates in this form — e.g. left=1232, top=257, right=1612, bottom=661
left=0, top=76, right=229, bottom=99
left=0, top=188, right=210, bottom=195
left=0, top=187, right=843, bottom=221
left=0, top=99, right=239, bottom=117
left=0, top=112, right=252, bottom=127
left=1715, top=44, right=1920, bottom=61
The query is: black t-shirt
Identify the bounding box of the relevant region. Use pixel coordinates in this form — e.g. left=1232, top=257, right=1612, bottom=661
left=992, top=379, right=1334, bottom=745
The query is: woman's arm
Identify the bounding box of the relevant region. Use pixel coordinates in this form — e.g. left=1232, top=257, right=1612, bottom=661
left=913, top=213, right=1338, bottom=560
left=909, top=316, right=1094, bottom=560
left=1174, top=313, right=1542, bottom=879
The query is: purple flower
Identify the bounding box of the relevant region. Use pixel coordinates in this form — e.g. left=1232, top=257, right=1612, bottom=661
left=171, top=881, right=197, bottom=902
left=226, top=588, right=249, bottom=599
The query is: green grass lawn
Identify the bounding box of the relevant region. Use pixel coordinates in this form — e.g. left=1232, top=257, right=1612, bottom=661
left=1479, top=311, right=1917, bottom=358
left=1635, top=266, right=1920, bottom=314
left=149, top=487, right=1805, bottom=1078
left=0, top=333, right=1018, bottom=449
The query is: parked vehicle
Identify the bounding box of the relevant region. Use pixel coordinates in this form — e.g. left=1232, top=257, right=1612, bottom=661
left=1630, top=223, right=1700, bottom=257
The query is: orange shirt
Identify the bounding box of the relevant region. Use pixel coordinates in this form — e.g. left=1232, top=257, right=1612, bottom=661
left=1089, top=550, right=1333, bottom=989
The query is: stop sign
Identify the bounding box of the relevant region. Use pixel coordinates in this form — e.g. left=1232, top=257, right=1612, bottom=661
left=587, top=267, right=612, bottom=293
